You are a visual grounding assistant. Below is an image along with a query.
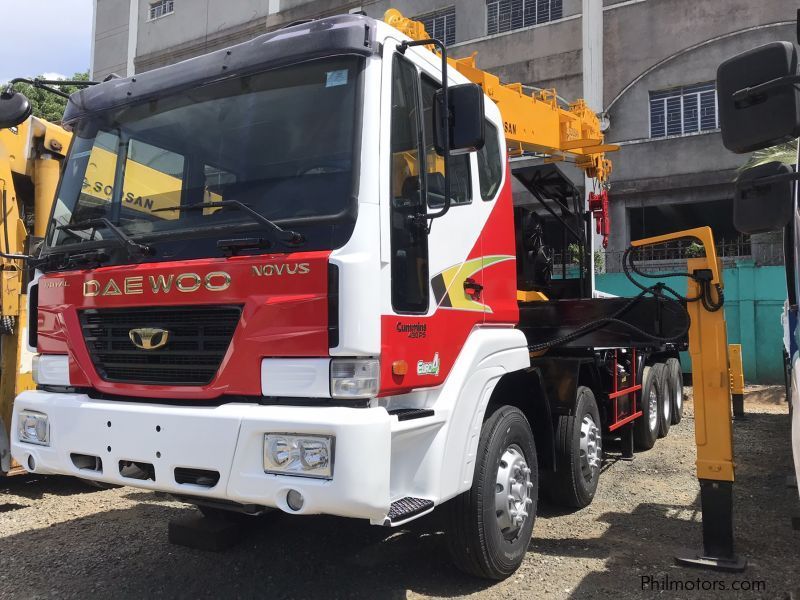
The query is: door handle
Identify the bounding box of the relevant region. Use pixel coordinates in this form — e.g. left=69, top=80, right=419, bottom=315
left=463, top=277, right=483, bottom=300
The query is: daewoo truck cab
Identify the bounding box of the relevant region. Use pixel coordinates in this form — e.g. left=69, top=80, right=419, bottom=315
left=10, top=13, right=688, bottom=579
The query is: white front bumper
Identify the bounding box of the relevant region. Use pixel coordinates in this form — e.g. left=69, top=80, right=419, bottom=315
left=11, top=390, right=393, bottom=523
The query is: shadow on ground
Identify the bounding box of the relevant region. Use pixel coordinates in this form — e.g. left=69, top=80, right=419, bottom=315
left=0, top=408, right=796, bottom=599
left=0, top=493, right=491, bottom=599
left=557, top=409, right=798, bottom=599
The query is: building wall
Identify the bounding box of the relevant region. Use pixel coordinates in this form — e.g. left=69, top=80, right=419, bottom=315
left=92, top=0, right=131, bottom=80
left=604, top=19, right=796, bottom=254
left=135, top=0, right=363, bottom=72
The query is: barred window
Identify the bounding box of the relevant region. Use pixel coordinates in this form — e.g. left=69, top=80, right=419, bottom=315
left=487, top=0, right=562, bottom=35
left=649, top=83, right=718, bottom=138
left=148, top=0, right=174, bottom=21
left=418, top=6, right=456, bottom=46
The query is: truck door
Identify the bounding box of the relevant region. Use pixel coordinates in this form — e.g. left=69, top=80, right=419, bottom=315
left=380, top=42, right=489, bottom=395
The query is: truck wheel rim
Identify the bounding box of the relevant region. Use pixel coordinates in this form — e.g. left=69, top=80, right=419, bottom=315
left=675, top=380, right=683, bottom=412
left=495, top=444, right=532, bottom=540
left=662, top=386, right=671, bottom=421
left=648, top=387, right=658, bottom=431
left=579, top=414, right=601, bottom=481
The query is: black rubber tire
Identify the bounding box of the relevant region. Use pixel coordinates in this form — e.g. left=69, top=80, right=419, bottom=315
left=546, top=386, right=601, bottom=508
left=666, top=357, right=684, bottom=424
left=653, top=363, right=671, bottom=438
left=445, top=405, right=538, bottom=580
left=634, top=365, right=660, bottom=451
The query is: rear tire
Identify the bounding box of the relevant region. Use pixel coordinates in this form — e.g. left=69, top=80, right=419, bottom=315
left=634, top=365, right=660, bottom=451
left=666, top=357, right=683, bottom=424
left=546, top=386, right=601, bottom=508
left=653, top=363, right=671, bottom=438
left=445, top=405, right=538, bottom=580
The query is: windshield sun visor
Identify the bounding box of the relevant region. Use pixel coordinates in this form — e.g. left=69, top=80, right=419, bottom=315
left=63, top=14, right=378, bottom=126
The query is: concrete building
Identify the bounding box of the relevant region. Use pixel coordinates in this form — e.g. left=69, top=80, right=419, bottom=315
left=91, top=0, right=797, bottom=268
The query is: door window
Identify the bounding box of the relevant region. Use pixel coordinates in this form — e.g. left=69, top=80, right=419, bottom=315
left=477, top=120, right=503, bottom=201
left=390, top=54, right=429, bottom=313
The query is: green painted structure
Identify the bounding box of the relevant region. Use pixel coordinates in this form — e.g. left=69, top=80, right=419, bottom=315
left=595, top=261, right=787, bottom=384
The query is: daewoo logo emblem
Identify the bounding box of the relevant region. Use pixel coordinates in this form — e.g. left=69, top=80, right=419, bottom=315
left=129, top=327, right=170, bottom=351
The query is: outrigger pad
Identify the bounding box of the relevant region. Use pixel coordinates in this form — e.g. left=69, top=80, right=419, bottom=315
left=168, top=514, right=245, bottom=552
left=675, top=480, right=747, bottom=573
left=675, top=550, right=747, bottom=573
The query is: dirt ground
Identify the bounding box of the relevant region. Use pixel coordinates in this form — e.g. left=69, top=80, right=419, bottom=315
left=1, top=386, right=797, bottom=599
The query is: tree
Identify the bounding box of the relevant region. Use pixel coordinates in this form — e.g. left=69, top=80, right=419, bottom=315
left=11, top=72, right=90, bottom=123
left=740, top=139, right=798, bottom=169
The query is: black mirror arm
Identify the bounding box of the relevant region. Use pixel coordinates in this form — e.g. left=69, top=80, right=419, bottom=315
left=738, top=170, right=800, bottom=191
left=732, top=73, right=800, bottom=104
left=398, top=37, right=451, bottom=225
left=2, top=77, right=99, bottom=100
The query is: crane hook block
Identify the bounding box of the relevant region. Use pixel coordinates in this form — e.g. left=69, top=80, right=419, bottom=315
left=588, top=189, right=610, bottom=248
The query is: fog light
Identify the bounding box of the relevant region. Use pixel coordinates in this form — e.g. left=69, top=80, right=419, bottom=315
left=32, top=354, right=69, bottom=386
left=18, top=410, right=49, bottom=446
left=286, top=489, right=304, bottom=511
left=263, top=434, right=334, bottom=479
left=330, top=358, right=379, bottom=399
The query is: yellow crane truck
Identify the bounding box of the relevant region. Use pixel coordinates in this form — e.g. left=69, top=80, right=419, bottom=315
left=0, top=97, right=70, bottom=474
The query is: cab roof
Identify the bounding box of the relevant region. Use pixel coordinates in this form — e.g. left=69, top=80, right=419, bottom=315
left=63, top=14, right=379, bottom=126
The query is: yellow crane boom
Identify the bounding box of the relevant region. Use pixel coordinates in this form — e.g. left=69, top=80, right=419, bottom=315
left=384, top=9, right=617, bottom=184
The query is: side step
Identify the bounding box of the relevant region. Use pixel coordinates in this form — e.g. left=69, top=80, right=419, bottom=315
left=387, top=408, right=434, bottom=421
left=384, top=497, right=434, bottom=526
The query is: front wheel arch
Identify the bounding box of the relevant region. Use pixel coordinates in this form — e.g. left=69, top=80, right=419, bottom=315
left=486, top=368, right=555, bottom=472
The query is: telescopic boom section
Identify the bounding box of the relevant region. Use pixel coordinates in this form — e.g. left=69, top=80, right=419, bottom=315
left=384, top=9, right=617, bottom=184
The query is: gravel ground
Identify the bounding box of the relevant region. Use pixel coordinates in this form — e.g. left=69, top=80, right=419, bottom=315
left=0, top=386, right=797, bottom=599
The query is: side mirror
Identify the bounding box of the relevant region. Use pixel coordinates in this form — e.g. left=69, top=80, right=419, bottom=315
left=0, top=90, right=32, bottom=129
left=434, top=83, right=485, bottom=155
left=734, top=161, right=794, bottom=234
left=717, top=41, right=800, bottom=154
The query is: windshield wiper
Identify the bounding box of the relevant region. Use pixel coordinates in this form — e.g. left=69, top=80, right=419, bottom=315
left=57, top=217, right=153, bottom=258
left=216, top=237, right=273, bottom=256
left=35, top=248, right=112, bottom=271
left=153, top=200, right=305, bottom=247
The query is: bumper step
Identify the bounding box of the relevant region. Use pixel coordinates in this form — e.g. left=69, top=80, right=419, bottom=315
left=388, top=408, right=435, bottom=421
left=384, top=497, right=434, bottom=526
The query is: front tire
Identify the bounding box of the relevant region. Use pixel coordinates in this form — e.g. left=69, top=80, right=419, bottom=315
left=634, top=365, right=660, bottom=450
left=546, top=386, right=601, bottom=508
left=445, top=405, right=538, bottom=580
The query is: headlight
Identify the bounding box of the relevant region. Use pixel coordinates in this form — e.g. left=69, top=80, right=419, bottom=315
left=18, top=410, right=50, bottom=446
left=263, top=434, right=334, bottom=479
left=330, top=358, right=379, bottom=399
left=32, top=354, right=69, bottom=386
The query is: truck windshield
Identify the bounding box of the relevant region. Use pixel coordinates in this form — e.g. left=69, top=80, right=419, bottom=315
left=45, top=56, right=362, bottom=261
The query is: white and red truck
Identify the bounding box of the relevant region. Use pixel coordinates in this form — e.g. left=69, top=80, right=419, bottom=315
left=8, top=11, right=687, bottom=579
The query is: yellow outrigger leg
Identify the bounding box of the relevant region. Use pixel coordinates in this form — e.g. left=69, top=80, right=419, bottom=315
left=630, top=226, right=746, bottom=572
